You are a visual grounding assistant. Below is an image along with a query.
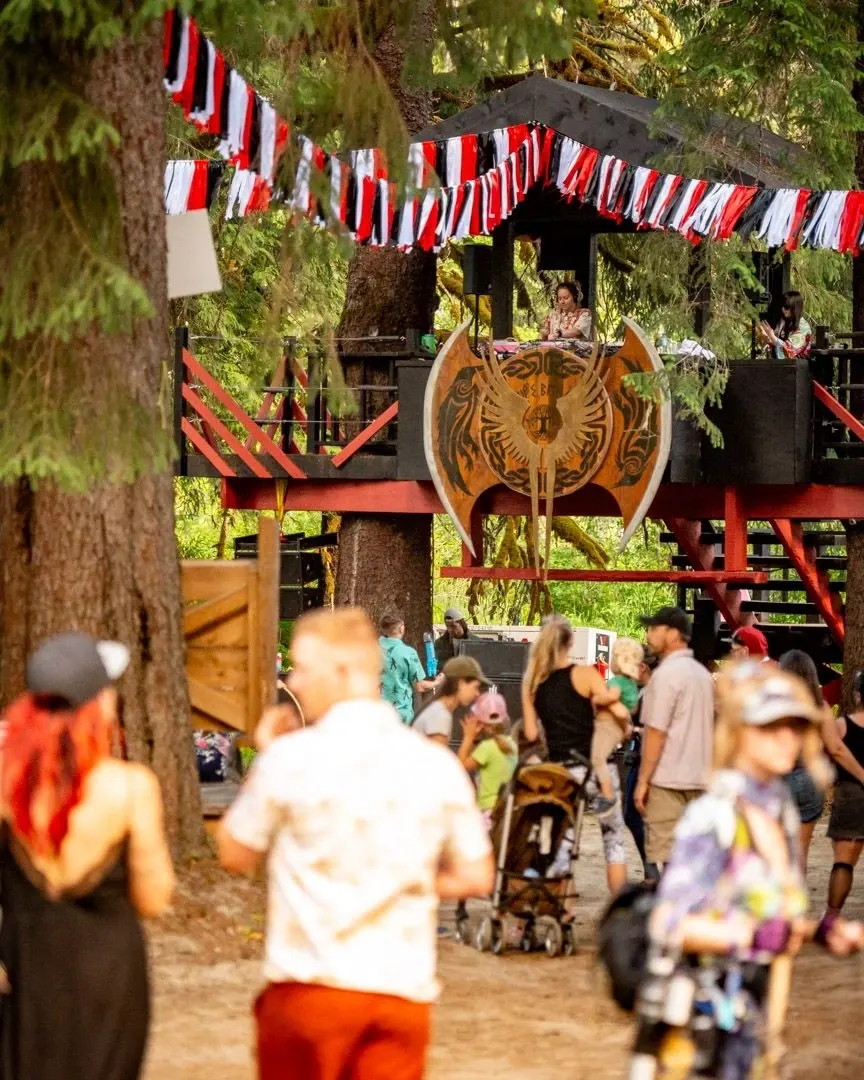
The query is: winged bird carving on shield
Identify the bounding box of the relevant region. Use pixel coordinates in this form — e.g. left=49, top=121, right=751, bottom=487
left=424, top=318, right=672, bottom=572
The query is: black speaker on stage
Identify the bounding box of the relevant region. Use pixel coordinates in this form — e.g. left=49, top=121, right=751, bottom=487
left=462, top=244, right=494, bottom=295
left=447, top=639, right=530, bottom=749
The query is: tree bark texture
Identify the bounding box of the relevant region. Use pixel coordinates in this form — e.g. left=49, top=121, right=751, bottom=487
left=0, top=23, right=204, bottom=857
left=334, top=514, right=432, bottom=649
left=334, top=1, right=438, bottom=649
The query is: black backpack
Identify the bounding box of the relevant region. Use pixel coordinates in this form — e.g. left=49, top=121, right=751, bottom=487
left=596, top=881, right=657, bottom=1012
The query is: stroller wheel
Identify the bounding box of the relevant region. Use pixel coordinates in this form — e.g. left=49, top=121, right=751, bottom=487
left=562, top=924, right=576, bottom=956
left=475, top=915, right=502, bottom=953
left=544, top=920, right=564, bottom=958
left=454, top=915, right=471, bottom=945
left=520, top=921, right=535, bottom=952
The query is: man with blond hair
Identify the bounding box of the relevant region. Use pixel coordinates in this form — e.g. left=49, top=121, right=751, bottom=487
left=218, top=607, right=494, bottom=1080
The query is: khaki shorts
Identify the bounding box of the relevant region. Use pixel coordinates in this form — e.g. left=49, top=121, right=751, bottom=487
left=643, top=785, right=703, bottom=864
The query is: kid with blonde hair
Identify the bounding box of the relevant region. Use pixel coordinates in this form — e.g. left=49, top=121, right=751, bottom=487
left=591, top=637, right=643, bottom=815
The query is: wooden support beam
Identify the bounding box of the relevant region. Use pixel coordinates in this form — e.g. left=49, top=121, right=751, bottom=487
left=183, top=349, right=306, bottom=479
left=724, top=487, right=748, bottom=572
left=331, top=402, right=399, bottom=468
left=183, top=384, right=272, bottom=479
left=666, top=517, right=742, bottom=628
left=440, top=567, right=769, bottom=584
left=768, top=518, right=845, bottom=645
left=461, top=512, right=484, bottom=566
left=181, top=418, right=236, bottom=477
left=813, top=381, right=864, bottom=443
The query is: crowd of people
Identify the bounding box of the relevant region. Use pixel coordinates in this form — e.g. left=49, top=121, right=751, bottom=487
left=2, top=602, right=864, bottom=1080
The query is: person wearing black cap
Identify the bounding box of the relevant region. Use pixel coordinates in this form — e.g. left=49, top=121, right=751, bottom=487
left=634, top=606, right=715, bottom=869
left=0, top=632, right=175, bottom=1080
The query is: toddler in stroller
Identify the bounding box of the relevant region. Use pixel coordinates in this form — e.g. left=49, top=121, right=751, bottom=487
left=471, top=755, right=593, bottom=956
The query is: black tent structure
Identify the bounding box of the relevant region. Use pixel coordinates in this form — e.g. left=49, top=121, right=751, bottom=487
left=416, top=74, right=804, bottom=336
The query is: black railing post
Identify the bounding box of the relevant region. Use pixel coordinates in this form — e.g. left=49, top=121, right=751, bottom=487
left=174, top=326, right=189, bottom=476
left=283, top=337, right=296, bottom=453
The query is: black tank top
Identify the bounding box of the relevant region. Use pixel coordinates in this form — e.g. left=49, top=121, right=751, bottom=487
left=533, top=666, right=594, bottom=764
left=837, top=715, right=864, bottom=784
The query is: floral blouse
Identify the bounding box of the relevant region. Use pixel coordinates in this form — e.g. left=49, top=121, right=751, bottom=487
left=773, top=316, right=812, bottom=360
left=541, top=307, right=592, bottom=341
left=650, top=770, right=808, bottom=960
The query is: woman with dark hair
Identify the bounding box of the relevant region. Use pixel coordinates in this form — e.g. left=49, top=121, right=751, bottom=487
left=522, top=616, right=628, bottom=894
left=822, top=669, right=864, bottom=917
left=0, top=632, right=174, bottom=1080
left=540, top=281, right=593, bottom=341
left=778, top=649, right=827, bottom=871
left=757, top=290, right=812, bottom=360
left=411, top=655, right=486, bottom=746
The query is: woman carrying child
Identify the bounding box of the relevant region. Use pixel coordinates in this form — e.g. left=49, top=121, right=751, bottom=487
left=522, top=616, right=629, bottom=895
left=630, top=660, right=862, bottom=1079
left=592, top=637, right=643, bottom=817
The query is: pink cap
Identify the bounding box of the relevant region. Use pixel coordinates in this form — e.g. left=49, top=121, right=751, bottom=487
left=472, top=691, right=509, bottom=725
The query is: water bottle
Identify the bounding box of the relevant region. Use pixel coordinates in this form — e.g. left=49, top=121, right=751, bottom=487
left=423, top=632, right=437, bottom=678
left=276, top=652, right=282, bottom=674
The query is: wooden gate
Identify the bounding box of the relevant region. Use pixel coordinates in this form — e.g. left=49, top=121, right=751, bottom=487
left=181, top=517, right=279, bottom=733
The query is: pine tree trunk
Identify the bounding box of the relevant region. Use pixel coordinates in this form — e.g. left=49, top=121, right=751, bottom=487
left=334, top=3, right=438, bottom=651
left=844, top=0, right=864, bottom=709
left=0, top=23, right=204, bottom=856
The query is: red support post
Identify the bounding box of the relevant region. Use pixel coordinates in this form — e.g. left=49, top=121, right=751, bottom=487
left=768, top=518, right=845, bottom=646
left=666, top=518, right=742, bottom=628
left=724, top=487, right=747, bottom=572
left=461, top=512, right=484, bottom=566
left=813, top=382, right=864, bottom=443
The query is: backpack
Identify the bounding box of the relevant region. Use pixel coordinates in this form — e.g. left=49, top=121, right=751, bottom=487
left=596, top=794, right=797, bottom=1013
left=596, top=881, right=657, bottom=1012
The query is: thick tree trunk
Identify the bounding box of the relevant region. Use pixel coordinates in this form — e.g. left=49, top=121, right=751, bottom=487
left=0, top=24, right=204, bottom=856
left=844, top=0, right=864, bottom=709
left=334, top=4, right=438, bottom=650
left=334, top=515, right=432, bottom=648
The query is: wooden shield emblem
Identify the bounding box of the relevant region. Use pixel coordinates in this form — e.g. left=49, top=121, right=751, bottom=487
left=424, top=318, right=671, bottom=564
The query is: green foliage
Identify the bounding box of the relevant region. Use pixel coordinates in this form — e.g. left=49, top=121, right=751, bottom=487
left=433, top=514, right=674, bottom=634
left=657, top=0, right=862, bottom=187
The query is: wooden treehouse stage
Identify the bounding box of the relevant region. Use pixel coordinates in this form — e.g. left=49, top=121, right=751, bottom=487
left=174, top=77, right=864, bottom=673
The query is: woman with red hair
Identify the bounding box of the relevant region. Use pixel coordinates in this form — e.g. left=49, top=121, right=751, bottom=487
left=0, top=632, right=174, bottom=1080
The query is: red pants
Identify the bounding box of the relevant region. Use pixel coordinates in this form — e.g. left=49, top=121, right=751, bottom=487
left=255, top=982, right=431, bottom=1080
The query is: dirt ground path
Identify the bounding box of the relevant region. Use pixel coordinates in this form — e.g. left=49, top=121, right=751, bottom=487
left=144, top=819, right=864, bottom=1080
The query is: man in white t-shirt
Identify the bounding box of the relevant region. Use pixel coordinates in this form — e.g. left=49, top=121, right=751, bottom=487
left=218, top=607, right=493, bottom=1080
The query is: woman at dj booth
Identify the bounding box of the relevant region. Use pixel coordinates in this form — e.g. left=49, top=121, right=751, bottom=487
left=540, top=280, right=593, bottom=342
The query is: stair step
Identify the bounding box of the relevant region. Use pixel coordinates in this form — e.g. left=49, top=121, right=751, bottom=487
left=739, top=600, right=823, bottom=616
left=746, top=580, right=846, bottom=594
left=670, top=555, right=848, bottom=571
left=660, top=531, right=846, bottom=549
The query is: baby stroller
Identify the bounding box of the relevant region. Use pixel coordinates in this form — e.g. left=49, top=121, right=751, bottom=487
left=466, top=754, right=593, bottom=957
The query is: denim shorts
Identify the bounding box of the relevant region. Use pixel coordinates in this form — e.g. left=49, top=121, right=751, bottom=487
left=785, top=766, right=824, bottom=825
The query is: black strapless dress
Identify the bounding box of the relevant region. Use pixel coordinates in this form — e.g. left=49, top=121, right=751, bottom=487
left=0, top=834, right=149, bottom=1080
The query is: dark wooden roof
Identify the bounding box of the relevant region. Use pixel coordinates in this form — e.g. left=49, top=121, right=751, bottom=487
left=415, top=75, right=804, bottom=187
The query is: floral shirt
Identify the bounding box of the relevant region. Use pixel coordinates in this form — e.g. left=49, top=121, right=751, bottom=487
left=541, top=307, right=592, bottom=341
left=650, top=770, right=808, bottom=959
left=773, top=316, right=812, bottom=360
